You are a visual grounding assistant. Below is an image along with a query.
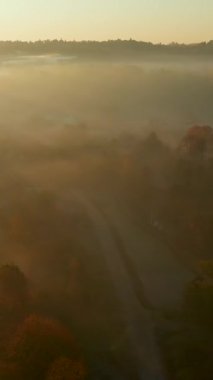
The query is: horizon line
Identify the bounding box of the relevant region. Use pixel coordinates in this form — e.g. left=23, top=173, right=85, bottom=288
left=0, top=38, right=212, bottom=46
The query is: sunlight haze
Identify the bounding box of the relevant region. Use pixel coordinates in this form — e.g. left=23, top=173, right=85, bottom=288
left=0, top=1, right=213, bottom=380
left=0, top=0, right=212, bottom=42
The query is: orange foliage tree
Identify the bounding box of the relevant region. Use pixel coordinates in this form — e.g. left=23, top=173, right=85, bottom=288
left=9, top=315, right=80, bottom=380
left=46, top=357, right=86, bottom=380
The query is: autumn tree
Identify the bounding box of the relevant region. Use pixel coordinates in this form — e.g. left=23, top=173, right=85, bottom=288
left=0, top=265, right=30, bottom=327
left=46, top=357, right=86, bottom=380
left=0, top=265, right=29, bottom=303
left=163, top=261, right=213, bottom=380
left=0, top=361, right=21, bottom=380
left=9, top=315, right=79, bottom=380
left=179, top=125, right=213, bottom=159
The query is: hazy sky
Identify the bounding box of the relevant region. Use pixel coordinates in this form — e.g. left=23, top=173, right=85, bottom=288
left=0, top=0, right=212, bottom=43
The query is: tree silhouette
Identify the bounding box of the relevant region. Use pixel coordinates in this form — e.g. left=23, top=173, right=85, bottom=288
left=0, top=265, right=29, bottom=320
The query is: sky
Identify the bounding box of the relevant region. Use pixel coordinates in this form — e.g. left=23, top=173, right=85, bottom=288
left=0, top=0, right=212, bottom=43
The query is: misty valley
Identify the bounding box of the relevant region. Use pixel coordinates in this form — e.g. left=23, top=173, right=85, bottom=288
left=0, top=53, right=213, bottom=380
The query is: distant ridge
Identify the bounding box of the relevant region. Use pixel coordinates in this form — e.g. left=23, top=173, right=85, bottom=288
left=0, top=39, right=213, bottom=58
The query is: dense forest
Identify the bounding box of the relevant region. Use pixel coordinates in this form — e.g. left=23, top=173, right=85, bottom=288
left=0, top=0, right=212, bottom=377
left=0, top=123, right=212, bottom=379
left=0, top=39, right=213, bottom=59
left=116, top=125, right=213, bottom=380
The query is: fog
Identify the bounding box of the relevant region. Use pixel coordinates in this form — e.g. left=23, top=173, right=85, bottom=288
left=0, top=53, right=212, bottom=320
left=0, top=56, right=213, bottom=379
left=1, top=56, right=213, bottom=143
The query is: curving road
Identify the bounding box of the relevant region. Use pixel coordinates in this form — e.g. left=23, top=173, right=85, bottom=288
left=60, top=191, right=171, bottom=380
